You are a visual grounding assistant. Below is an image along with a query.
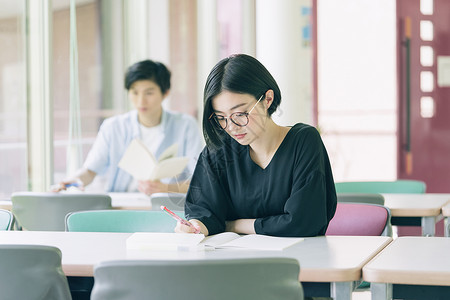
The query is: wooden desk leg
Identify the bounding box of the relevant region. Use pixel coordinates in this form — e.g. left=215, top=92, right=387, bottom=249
left=371, top=282, right=392, bottom=300
left=421, top=216, right=436, bottom=236
left=330, top=281, right=355, bottom=300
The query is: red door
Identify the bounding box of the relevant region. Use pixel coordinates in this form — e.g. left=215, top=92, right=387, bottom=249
left=397, top=0, right=450, bottom=193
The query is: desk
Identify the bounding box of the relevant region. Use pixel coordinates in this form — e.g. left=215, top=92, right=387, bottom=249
left=0, top=231, right=391, bottom=300
left=363, top=237, right=450, bottom=300
left=443, top=203, right=450, bottom=237
left=0, top=192, right=152, bottom=211
left=382, top=193, right=450, bottom=236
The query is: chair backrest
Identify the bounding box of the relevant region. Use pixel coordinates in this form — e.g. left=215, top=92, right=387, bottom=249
left=326, top=203, right=392, bottom=236
left=0, top=244, right=71, bottom=300
left=0, top=209, right=14, bottom=230
left=337, top=193, right=385, bottom=205
left=335, top=180, right=426, bottom=194
left=12, top=192, right=112, bottom=231
left=150, top=192, right=186, bottom=211
left=66, top=210, right=184, bottom=232
left=91, top=258, right=304, bottom=300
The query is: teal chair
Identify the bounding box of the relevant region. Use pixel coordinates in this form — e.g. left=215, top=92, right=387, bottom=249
left=0, top=245, right=72, bottom=300
left=91, top=258, right=304, bottom=300
left=0, top=209, right=14, bottom=230
left=65, top=210, right=184, bottom=233
left=335, top=180, right=426, bottom=194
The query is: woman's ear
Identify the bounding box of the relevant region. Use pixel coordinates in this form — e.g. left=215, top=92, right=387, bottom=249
left=264, top=90, right=275, bottom=110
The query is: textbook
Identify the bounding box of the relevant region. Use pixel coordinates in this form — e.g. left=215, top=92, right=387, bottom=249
left=118, top=139, right=189, bottom=181
left=126, top=232, right=304, bottom=252
left=201, top=232, right=304, bottom=251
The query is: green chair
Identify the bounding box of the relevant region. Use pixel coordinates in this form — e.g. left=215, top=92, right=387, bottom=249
left=0, top=209, right=14, bottom=230
left=335, top=180, right=426, bottom=194
left=11, top=192, right=112, bottom=231
left=91, top=258, right=304, bottom=300
left=65, top=210, right=184, bottom=233
left=0, top=245, right=71, bottom=300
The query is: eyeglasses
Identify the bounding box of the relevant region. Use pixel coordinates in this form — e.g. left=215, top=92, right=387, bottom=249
left=209, top=94, right=264, bottom=130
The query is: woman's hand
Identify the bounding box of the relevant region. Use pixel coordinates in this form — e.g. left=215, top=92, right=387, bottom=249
left=175, top=219, right=208, bottom=236
left=137, top=180, right=168, bottom=195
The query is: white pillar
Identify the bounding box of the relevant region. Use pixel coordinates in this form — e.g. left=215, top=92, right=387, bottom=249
left=123, top=0, right=149, bottom=67
left=27, top=0, right=54, bottom=191
left=197, top=0, right=219, bottom=123
left=256, top=0, right=313, bottom=126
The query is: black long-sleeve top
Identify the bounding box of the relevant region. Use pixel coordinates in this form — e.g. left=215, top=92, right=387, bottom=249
left=185, top=123, right=337, bottom=237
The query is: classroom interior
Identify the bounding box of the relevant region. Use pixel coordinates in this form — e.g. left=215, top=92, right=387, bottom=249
left=1, top=0, right=449, bottom=300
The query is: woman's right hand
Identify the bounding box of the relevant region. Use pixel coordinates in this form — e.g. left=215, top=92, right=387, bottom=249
left=175, top=219, right=208, bottom=235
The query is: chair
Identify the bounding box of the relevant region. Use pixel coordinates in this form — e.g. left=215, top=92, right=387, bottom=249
left=335, top=180, right=426, bottom=194
left=11, top=192, right=112, bottom=231
left=326, top=203, right=392, bottom=237
left=91, top=258, right=304, bottom=300
left=150, top=192, right=186, bottom=211
left=66, top=210, right=184, bottom=233
left=0, top=244, right=71, bottom=300
left=337, top=193, right=385, bottom=205
left=0, top=209, right=14, bottom=230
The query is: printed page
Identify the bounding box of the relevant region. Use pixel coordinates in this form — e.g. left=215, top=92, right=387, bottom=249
left=118, top=139, right=157, bottom=180
left=149, top=157, right=189, bottom=180
left=217, top=234, right=304, bottom=251
left=200, top=232, right=241, bottom=247
left=158, top=143, right=179, bottom=162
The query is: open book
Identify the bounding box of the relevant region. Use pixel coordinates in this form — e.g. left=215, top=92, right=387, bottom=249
left=118, top=139, right=189, bottom=181
left=126, top=232, right=304, bottom=252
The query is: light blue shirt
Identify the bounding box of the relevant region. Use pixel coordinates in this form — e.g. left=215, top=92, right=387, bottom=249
left=84, top=109, right=204, bottom=192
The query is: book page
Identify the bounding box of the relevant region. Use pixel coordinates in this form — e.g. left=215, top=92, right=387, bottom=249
left=217, top=234, right=304, bottom=251
left=158, top=143, right=179, bottom=162
left=149, top=157, right=189, bottom=180
left=200, top=232, right=241, bottom=247
left=118, top=139, right=157, bottom=180
left=126, top=232, right=205, bottom=251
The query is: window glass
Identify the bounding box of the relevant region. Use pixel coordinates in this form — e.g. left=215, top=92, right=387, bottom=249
left=0, top=1, right=27, bottom=198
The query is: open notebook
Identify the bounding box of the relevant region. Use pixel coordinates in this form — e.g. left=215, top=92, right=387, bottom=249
left=126, top=232, right=304, bottom=251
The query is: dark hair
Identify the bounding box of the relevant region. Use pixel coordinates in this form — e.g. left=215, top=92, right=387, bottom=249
left=124, top=59, right=171, bottom=94
left=202, top=54, right=282, bottom=149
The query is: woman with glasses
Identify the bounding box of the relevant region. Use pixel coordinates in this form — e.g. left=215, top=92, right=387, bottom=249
left=177, top=54, right=337, bottom=237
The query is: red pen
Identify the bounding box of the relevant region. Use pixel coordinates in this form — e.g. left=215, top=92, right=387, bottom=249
left=160, top=205, right=200, bottom=234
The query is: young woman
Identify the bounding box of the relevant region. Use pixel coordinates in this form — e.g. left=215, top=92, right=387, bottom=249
left=57, top=60, right=204, bottom=194
left=176, top=54, right=336, bottom=237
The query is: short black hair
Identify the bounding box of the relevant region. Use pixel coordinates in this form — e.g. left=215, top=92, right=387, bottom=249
left=124, top=59, right=171, bottom=94
left=202, top=54, right=282, bottom=150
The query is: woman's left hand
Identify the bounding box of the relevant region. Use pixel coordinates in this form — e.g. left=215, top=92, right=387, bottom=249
left=137, top=180, right=168, bottom=195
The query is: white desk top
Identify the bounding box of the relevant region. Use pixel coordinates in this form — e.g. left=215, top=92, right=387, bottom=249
left=109, top=192, right=151, bottom=210
left=382, top=193, right=450, bottom=217
left=0, top=192, right=152, bottom=211
left=363, top=237, right=450, bottom=286
left=0, top=231, right=391, bottom=282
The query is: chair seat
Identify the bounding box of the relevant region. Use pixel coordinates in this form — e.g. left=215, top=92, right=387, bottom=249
left=91, top=258, right=304, bottom=300
left=326, top=203, right=391, bottom=236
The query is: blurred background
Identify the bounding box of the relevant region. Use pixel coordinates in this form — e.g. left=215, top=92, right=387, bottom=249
left=1, top=0, right=449, bottom=197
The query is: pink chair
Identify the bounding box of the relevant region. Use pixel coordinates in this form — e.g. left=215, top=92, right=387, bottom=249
left=326, top=203, right=391, bottom=236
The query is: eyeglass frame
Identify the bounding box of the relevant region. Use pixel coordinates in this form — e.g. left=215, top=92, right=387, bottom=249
left=208, top=93, right=265, bottom=130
